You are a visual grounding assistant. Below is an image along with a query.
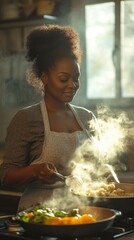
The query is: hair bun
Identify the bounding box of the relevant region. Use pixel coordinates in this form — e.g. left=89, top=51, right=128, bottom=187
left=26, top=24, right=81, bottom=63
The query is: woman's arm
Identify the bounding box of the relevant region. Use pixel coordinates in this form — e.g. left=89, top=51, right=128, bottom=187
left=3, top=162, right=59, bottom=187
left=0, top=107, right=59, bottom=187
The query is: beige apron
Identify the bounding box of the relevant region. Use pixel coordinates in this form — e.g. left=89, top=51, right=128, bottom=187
left=18, top=100, right=89, bottom=211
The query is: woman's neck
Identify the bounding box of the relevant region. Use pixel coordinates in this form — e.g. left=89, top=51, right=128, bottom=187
left=44, top=96, right=69, bottom=112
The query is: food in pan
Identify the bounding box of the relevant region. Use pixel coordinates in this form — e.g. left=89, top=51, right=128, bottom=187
left=87, top=183, right=134, bottom=197
left=17, top=206, right=96, bottom=225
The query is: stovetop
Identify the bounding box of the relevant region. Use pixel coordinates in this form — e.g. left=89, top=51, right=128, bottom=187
left=0, top=215, right=134, bottom=240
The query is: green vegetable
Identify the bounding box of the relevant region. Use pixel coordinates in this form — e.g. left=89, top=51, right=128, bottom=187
left=54, top=210, right=68, bottom=218
left=18, top=205, right=80, bottom=224
left=68, top=208, right=79, bottom=217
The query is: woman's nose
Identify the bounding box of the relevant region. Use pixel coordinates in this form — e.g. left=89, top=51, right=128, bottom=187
left=68, top=79, right=78, bottom=88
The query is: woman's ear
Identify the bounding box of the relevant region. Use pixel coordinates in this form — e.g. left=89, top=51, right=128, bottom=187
left=41, top=73, right=47, bottom=85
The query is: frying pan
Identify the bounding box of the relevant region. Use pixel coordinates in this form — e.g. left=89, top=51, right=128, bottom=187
left=85, top=183, right=134, bottom=216
left=16, top=206, right=116, bottom=237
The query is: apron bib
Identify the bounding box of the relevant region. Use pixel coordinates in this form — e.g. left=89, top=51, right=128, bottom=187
left=18, top=100, right=89, bottom=211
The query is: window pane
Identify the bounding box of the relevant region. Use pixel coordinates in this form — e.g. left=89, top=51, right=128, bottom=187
left=121, top=0, right=134, bottom=97
left=85, top=3, right=115, bottom=99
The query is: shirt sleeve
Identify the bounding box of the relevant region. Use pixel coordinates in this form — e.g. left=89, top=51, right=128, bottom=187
left=0, top=110, right=31, bottom=185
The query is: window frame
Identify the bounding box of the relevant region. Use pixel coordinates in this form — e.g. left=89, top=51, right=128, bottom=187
left=71, top=0, right=134, bottom=109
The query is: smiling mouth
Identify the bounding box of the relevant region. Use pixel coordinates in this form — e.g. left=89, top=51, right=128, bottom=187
left=64, top=91, right=75, bottom=95
left=64, top=93, right=75, bottom=98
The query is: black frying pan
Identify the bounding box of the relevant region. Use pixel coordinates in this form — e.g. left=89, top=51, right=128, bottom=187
left=85, top=183, right=134, bottom=216
left=16, top=206, right=116, bottom=237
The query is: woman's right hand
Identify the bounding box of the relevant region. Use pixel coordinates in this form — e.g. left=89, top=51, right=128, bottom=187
left=32, top=162, right=59, bottom=184
left=3, top=162, right=63, bottom=187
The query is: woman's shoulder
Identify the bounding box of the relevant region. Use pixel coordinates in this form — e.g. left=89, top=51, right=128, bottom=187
left=70, top=104, right=98, bottom=133
left=70, top=104, right=95, bottom=120
left=9, top=102, right=42, bottom=128
left=15, top=102, right=41, bottom=119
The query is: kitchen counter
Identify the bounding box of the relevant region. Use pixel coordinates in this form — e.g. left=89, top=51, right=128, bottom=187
left=0, top=190, right=22, bottom=214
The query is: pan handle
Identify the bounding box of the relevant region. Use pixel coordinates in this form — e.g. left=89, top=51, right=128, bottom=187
left=111, top=209, right=122, bottom=220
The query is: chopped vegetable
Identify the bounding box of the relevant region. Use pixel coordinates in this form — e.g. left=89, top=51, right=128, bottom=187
left=17, top=205, right=96, bottom=225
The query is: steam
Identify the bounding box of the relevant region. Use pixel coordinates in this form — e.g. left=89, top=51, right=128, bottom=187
left=43, top=105, right=134, bottom=209
left=94, top=105, right=132, bottom=163
left=67, top=105, right=134, bottom=193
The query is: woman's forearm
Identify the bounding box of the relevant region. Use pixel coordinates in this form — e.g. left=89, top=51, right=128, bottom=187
left=3, top=162, right=59, bottom=187
left=3, top=165, right=36, bottom=187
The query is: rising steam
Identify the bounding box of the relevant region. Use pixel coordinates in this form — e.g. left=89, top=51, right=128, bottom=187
left=68, top=105, right=134, bottom=193
left=43, top=105, right=134, bottom=208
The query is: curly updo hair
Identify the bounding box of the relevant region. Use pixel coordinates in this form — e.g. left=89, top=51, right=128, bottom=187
left=26, top=24, right=82, bottom=92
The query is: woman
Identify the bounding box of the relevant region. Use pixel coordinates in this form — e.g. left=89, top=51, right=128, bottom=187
left=0, top=24, right=97, bottom=211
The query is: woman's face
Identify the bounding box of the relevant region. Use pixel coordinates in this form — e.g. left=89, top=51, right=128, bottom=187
left=42, top=57, right=80, bottom=103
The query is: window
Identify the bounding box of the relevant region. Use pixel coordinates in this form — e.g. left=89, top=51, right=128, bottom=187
left=83, top=0, right=134, bottom=107
left=121, top=0, right=134, bottom=97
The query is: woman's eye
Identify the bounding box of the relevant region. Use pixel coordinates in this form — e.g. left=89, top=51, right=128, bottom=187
left=59, top=77, right=68, bottom=83
left=58, top=74, right=80, bottom=83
